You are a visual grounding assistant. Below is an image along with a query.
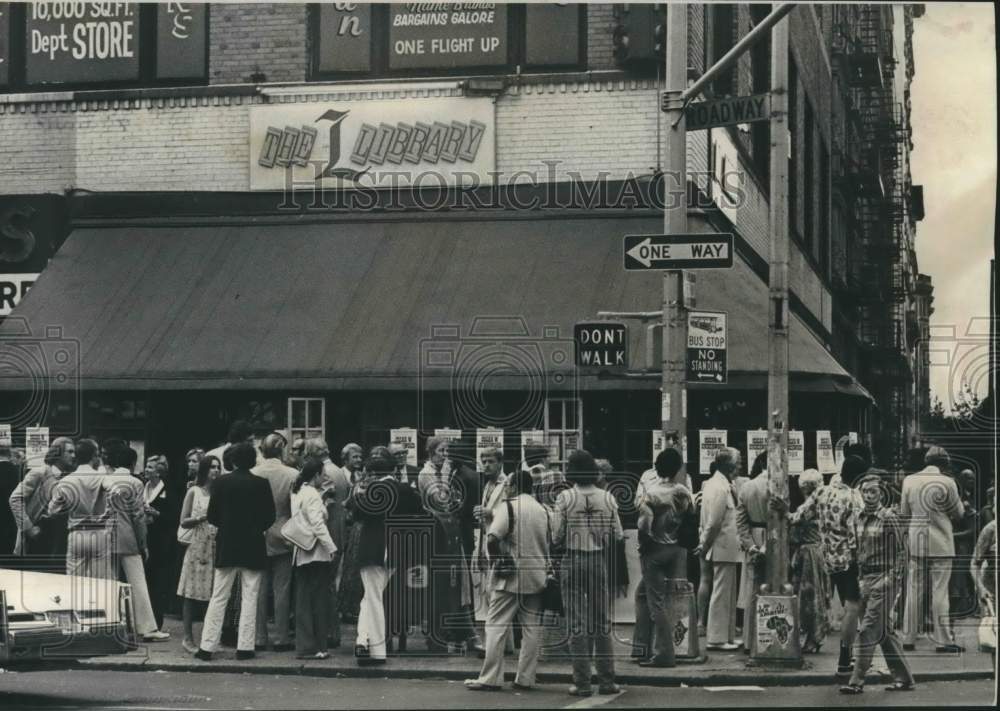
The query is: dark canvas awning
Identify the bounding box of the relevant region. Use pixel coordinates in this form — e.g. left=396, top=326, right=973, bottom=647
left=0, top=215, right=869, bottom=399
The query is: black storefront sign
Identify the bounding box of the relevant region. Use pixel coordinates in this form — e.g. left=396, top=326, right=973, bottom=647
left=575, top=321, right=628, bottom=368
left=312, top=3, right=584, bottom=79
left=388, top=3, right=508, bottom=70
left=155, top=2, right=208, bottom=81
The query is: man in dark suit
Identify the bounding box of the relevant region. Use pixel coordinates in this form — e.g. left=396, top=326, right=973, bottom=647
left=389, top=443, right=420, bottom=488
left=196, top=443, right=276, bottom=661
left=448, top=439, right=485, bottom=655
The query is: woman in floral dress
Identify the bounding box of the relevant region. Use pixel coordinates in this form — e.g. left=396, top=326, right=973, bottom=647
left=789, top=469, right=831, bottom=653
left=177, top=455, right=221, bottom=653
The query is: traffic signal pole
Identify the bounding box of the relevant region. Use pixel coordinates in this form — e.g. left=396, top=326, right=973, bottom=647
left=657, top=1, right=800, bottom=666
left=661, top=2, right=688, bottom=462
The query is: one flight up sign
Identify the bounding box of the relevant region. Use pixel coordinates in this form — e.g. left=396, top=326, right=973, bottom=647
left=686, top=310, right=728, bottom=384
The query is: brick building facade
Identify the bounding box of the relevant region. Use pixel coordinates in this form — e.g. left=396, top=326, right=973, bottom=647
left=0, top=3, right=930, bottom=475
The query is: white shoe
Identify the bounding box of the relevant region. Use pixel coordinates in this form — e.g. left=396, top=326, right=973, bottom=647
left=143, top=630, right=171, bottom=642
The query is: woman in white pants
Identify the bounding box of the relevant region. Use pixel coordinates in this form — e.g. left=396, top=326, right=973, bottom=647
left=348, top=448, right=422, bottom=666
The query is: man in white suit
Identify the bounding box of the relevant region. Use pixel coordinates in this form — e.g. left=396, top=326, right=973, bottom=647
left=696, top=447, right=743, bottom=651
left=901, top=446, right=965, bottom=652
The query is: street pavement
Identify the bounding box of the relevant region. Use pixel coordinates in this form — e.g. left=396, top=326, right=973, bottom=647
left=66, top=613, right=995, bottom=688
left=0, top=669, right=994, bottom=709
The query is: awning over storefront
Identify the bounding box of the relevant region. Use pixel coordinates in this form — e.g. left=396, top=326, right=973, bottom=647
left=0, top=216, right=869, bottom=399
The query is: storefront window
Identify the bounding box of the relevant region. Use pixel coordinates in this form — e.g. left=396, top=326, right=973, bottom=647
left=544, top=397, right=581, bottom=469
left=288, top=397, right=325, bottom=442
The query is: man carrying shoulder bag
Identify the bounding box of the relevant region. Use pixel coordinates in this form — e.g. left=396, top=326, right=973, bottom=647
left=465, top=468, right=550, bottom=692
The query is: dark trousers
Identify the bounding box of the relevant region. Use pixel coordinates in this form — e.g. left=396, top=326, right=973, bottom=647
left=561, top=550, right=615, bottom=689
left=326, top=553, right=342, bottom=646
left=296, top=561, right=332, bottom=656
left=849, top=572, right=915, bottom=687
left=632, top=579, right=652, bottom=658
left=641, top=543, right=688, bottom=665
left=145, top=545, right=171, bottom=629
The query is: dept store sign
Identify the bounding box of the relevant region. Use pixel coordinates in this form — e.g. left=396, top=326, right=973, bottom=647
left=249, top=97, right=496, bottom=191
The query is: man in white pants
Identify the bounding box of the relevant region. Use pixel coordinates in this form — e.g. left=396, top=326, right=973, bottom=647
left=196, top=443, right=276, bottom=661
left=103, top=442, right=169, bottom=642
left=696, top=448, right=743, bottom=651
left=901, top=446, right=965, bottom=652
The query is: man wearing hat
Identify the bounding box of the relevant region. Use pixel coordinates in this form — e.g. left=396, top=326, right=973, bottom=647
left=900, top=446, right=965, bottom=652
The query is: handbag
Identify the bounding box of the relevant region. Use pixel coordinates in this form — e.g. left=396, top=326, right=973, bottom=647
left=979, top=595, right=996, bottom=651
left=491, top=500, right=518, bottom=579
left=281, top=508, right=318, bottom=552
left=541, top=509, right=564, bottom=615
left=177, top=523, right=195, bottom=545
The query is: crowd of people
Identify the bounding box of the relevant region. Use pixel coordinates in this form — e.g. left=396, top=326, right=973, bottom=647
left=0, top=428, right=995, bottom=697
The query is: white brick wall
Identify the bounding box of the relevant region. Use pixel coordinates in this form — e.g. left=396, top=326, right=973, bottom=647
left=0, top=77, right=830, bottom=331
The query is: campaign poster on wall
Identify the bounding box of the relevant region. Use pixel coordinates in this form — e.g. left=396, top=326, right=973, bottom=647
left=434, top=428, right=462, bottom=443
left=747, top=430, right=768, bottom=471
left=475, top=428, right=503, bottom=471
left=787, top=430, right=805, bottom=475
left=520, top=430, right=545, bottom=462
left=390, top=427, right=418, bottom=467
left=816, top=430, right=837, bottom=474
left=0, top=424, right=11, bottom=448
left=699, top=429, right=728, bottom=476
left=25, top=426, right=49, bottom=469
left=653, top=431, right=688, bottom=470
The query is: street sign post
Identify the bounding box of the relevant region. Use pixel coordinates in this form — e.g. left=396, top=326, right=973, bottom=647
left=623, top=233, right=734, bottom=271
left=574, top=321, right=628, bottom=367
left=684, top=93, right=771, bottom=132
left=686, top=310, right=728, bottom=384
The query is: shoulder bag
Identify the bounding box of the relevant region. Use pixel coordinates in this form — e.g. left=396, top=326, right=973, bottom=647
left=540, top=508, right=565, bottom=614
left=281, top=497, right=318, bottom=552
left=176, top=489, right=200, bottom=545
left=492, top=499, right=518, bottom=579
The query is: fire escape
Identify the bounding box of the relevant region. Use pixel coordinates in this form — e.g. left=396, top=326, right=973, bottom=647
left=832, top=5, right=912, bottom=468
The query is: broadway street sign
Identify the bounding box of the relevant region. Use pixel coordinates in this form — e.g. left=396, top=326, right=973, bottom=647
left=685, top=94, right=771, bottom=132
left=623, top=233, right=734, bottom=271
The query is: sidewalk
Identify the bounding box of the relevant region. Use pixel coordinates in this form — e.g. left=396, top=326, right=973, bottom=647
left=79, top=615, right=996, bottom=687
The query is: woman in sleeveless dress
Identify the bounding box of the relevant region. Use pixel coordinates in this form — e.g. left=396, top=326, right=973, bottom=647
left=177, top=455, right=221, bottom=653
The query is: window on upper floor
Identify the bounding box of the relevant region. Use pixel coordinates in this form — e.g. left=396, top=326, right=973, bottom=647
left=820, top=141, right=831, bottom=280
left=0, top=2, right=209, bottom=92
left=803, top=97, right=814, bottom=252
left=749, top=4, right=771, bottom=186
left=707, top=3, right=736, bottom=96
left=311, top=3, right=587, bottom=81
left=788, top=52, right=798, bottom=234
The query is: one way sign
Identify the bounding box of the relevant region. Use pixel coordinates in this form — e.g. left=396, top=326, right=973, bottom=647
left=623, top=234, right=734, bottom=271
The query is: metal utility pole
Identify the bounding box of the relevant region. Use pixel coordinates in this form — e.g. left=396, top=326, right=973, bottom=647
left=765, top=9, right=791, bottom=601
left=661, top=2, right=688, bottom=460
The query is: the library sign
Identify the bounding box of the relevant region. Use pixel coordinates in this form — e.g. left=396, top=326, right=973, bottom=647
left=248, top=97, right=496, bottom=191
